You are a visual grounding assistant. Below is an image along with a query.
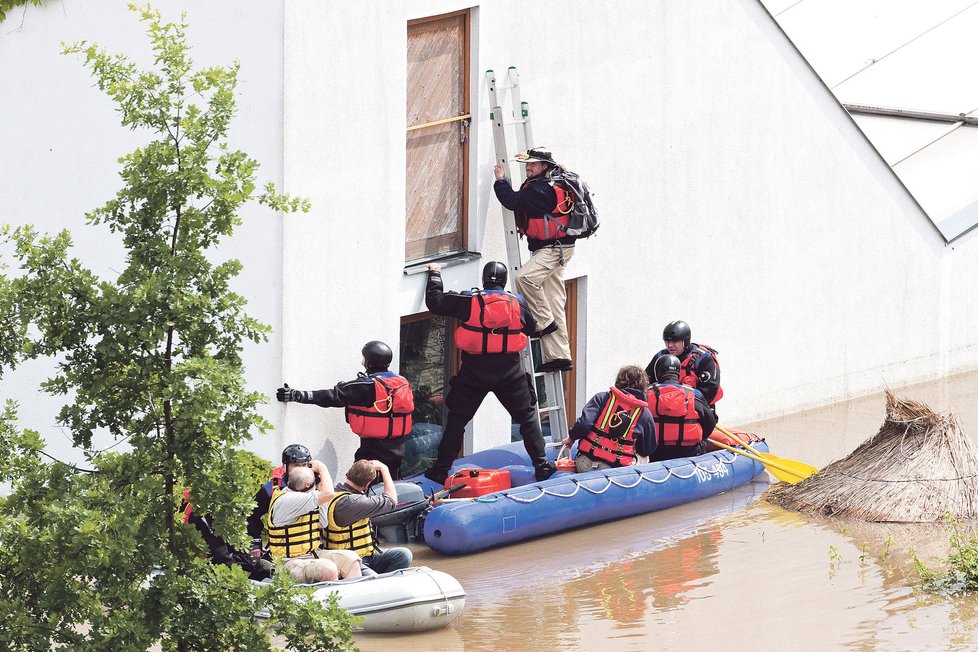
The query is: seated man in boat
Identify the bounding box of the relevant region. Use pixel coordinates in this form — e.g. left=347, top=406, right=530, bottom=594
left=324, top=459, right=412, bottom=574
left=647, top=355, right=717, bottom=461
left=422, top=260, right=555, bottom=484
left=561, top=365, right=657, bottom=472
left=275, top=340, right=415, bottom=479
left=247, top=443, right=317, bottom=559
left=645, top=320, right=722, bottom=417
left=267, top=463, right=363, bottom=582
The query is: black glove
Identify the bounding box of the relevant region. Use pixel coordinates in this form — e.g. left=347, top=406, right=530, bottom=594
left=276, top=383, right=303, bottom=403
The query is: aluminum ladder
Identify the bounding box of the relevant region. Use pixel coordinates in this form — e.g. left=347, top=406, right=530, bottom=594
left=486, top=66, right=570, bottom=447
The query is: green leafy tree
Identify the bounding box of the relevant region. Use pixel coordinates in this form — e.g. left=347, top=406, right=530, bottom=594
left=0, top=4, right=358, bottom=650
left=0, top=0, right=45, bottom=24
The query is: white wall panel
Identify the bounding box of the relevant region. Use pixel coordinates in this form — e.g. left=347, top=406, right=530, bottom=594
left=4, top=0, right=978, bottom=474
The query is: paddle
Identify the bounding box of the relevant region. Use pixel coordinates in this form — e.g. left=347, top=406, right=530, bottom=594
left=369, top=484, right=467, bottom=528
left=715, top=425, right=819, bottom=477
left=706, top=438, right=811, bottom=483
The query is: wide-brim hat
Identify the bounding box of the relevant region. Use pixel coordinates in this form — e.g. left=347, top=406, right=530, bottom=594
left=513, top=147, right=556, bottom=165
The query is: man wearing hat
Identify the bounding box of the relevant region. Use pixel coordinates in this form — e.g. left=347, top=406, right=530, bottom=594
left=493, top=147, right=576, bottom=372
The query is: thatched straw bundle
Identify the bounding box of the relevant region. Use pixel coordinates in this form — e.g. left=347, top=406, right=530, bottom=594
left=768, top=391, right=978, bottom=522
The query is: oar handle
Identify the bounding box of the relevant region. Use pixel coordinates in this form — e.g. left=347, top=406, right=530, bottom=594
left=714, top=424, right=763, bottom=458
left=707, top=438, right=805, bottom=481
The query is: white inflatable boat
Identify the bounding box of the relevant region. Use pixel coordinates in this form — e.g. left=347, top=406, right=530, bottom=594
left=257, top=566, right=465, bottom=633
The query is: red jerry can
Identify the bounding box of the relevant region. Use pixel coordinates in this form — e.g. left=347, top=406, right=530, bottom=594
left=444, top=468, right=512, bottom=497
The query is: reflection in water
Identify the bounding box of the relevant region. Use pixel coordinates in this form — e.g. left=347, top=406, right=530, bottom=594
left=568, top=524, right=723, bottom=625
left=814, top=516, right=978, bottom=649
left=355, top=482, right=765, bottom=651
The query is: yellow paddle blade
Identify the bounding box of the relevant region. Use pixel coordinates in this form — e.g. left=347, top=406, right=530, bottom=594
left=707, top=438, right=815, bottom=484
left=713, top=425, right=819, bottom=481
left=758, top=452, right=819, bottom=477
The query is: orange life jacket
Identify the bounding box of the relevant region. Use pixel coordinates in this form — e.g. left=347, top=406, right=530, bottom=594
left=578, top=386, right=648, bottom=466
left=181, top=489, right=193, bottom=523
left=647, top=383, right=703, bottom=446
left=516, top=180, right=574, bottom=241
left=345, top=373, right=414, bottom=439
left=678, top=344, right=723, bottom=404
left=454, top=290, right=528, bottom=355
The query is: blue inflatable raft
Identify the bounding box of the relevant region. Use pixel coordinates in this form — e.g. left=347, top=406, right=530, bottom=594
left=415, top=441, right=769, bottom=555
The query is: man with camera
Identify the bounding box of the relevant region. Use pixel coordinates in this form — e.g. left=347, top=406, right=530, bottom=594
left=323, top=459, right=412, bottom=574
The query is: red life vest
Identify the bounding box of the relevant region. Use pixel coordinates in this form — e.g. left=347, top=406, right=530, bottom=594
left=260, top=466, right=287, bottom=499
left=181, top=489, right=193, bottom=523
left=678, top=344, right=723, bottom=405
left=270, top=465, right=286, bottom=486
left=647, top=383, right=703, bottom=446
left=345, top=374, right=414, bottom=439
left=578, top=386, right=648, bottom=467
left=516, top=180, right=573, bottom=241
left=454, top=290, right=528, bottom=355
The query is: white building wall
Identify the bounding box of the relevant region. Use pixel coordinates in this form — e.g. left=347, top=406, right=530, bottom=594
left=3, top=0, right=978, bottom=473
left=0, top=1, right=287, bottom=466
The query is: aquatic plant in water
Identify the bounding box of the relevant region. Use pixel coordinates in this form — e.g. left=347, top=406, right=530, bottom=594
left=913, top=515, right=978, bottom=595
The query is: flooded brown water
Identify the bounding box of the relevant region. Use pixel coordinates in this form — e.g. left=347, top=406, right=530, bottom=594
left=355, top=371, right=978, bottom=651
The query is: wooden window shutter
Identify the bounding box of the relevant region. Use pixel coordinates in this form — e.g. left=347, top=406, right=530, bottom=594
left=406, top=12, right=470, bottom=261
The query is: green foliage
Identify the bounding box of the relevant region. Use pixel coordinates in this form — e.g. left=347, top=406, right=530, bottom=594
left=0, top=0, right=44, bottom=24
left=881, top=535, right=895, bottom=562
left=828, top=544, right=843, bottom=570
left=0, top=4, right=357, bottom=650
left=236, top=448, right=275, bottom=498
left=913, top=515, right=978, bottom=596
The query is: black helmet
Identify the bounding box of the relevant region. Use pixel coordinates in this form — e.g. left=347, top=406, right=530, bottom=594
left=282, top=443, right=311, bottom=466
left=653, top=354, right=682, bottom=382
left=361, top=340, right=393, bottom=370
left=482, top=261, right=508, bottom=288
left=662, top=320, right=691, bottom=345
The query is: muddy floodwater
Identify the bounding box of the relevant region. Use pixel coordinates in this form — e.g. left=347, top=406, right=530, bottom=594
left=355, top=371, right=978, bottom=651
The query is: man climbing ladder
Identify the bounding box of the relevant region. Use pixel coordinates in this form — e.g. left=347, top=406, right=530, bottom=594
left=486, top=67, right=575, bottom=447
left=492, top=146, right=577, bottom=372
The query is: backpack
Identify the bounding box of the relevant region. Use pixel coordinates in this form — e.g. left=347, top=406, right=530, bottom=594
left=551, top=169, right=599, bottom=238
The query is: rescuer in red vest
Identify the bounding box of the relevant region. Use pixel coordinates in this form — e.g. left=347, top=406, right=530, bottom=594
left=275, top=341, right=414, bottom=478
left=422, top=260, right=554, bottom=484
left=645, top=320, right=723, bottom=417
left=647, top=354, right=717, bottom=462
left=493, top=147, right=577, bottom=373
left=562, top=365, right=657, bottom=472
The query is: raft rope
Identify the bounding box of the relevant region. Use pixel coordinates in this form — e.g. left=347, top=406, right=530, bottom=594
left=473, top=451, right=744, bottom=504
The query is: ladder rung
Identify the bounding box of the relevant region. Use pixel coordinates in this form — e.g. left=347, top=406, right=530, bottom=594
left=538, top=405, right=563, bottom=413
left=533, top=370, right=565, bottom=378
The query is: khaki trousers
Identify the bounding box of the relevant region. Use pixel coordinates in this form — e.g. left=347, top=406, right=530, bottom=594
left=516, top=245, right=574, bottom=362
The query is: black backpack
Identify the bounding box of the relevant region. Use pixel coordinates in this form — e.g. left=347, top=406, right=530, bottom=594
left=551, top=169, right=599, bottom=238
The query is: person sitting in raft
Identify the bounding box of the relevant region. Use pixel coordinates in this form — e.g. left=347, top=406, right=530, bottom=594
left=645, top=320, right=722, bottom=418
left=647, top=354, right=717, bottom=462
left=247, top=443, right=316, bottom=559
left=267, top=462, right=363, bottom=582
left=324, top=459, right=412, bottom=574
left=561, top=365, right=657, bottom=472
